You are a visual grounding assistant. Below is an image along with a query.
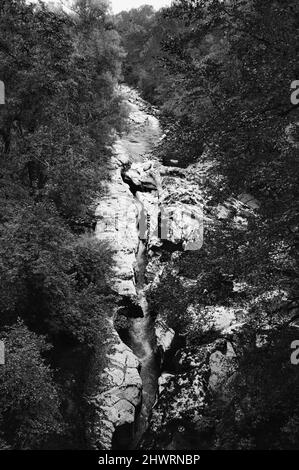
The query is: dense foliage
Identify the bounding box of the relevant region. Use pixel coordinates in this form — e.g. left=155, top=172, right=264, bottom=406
left=115, top=5, right=169, bottom=103
left=0, top=0, right=298, bottom=450
left=120, top=0, right=299, bottom=449
left=0, top=322, right=62, bottom=449
left=0, top=0, right=124, bottom=448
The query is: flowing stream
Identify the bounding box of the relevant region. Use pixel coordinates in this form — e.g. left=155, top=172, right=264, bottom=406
left=127, top=194, right=160, bottom=449
left=109, top=86, right=162, bottom=448
left=96, top=86, right=202, bottom=451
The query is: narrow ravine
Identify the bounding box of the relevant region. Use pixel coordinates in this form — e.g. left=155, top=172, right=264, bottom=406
left=126, top=194, right=160, bottom=449
left=119, top=89, right=163, bottom=448
left=92, top=86, right=202, bottom=450
left=94, top=86, right=163, bottom=450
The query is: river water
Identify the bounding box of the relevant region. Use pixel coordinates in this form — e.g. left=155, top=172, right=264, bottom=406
left=128, top=211, right=159, bottom=448
left=118, top=87, right=161, bottom=448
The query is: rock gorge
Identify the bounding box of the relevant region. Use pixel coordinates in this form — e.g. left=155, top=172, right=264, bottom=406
left=1, top=0, right=297, bottom=453
left=87, top=87, right=260, bottom=450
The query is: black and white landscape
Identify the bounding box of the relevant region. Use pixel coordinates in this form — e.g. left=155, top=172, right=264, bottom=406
left=0, top=0, right=298, bottom=452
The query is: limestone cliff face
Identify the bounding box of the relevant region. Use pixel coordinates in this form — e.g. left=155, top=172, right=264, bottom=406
left=87, top=87, right=159, bottom=450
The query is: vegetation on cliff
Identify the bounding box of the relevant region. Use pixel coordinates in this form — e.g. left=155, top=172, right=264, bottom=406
left=0, top=0, right=124, bottom=449
left=118, top=0, right=299, bottom=449
left=0, top=0, right=298, bottom=450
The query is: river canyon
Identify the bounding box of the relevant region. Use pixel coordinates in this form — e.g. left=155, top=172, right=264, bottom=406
left=88, top=86, right=256, bottom=451
left=86, top=86, right=204, bottom=450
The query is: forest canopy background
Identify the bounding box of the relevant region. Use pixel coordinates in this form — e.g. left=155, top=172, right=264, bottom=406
left=0, top=0, right=298, bottom=450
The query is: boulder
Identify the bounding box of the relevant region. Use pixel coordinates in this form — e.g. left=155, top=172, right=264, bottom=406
left=155, top=316, right=175, bottom=358
left=123, top=161, right=160, bottom=191
left=122, top=161, right=204, bottom=252
left=160, top=203, right=203, bottom=251
left=159, top=173, right=203, bottom=251
left=158, top=373, right=175, bottom=395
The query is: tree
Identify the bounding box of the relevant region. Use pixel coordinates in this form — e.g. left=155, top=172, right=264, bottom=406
left=143, top=0, right=299, bottom=449
left=0, top=322, right=62, bottom=449
left=0, top=0, right=125, bottom=448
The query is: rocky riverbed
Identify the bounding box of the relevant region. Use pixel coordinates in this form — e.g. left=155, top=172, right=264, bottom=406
left=87, top=86, right=260, bottom=450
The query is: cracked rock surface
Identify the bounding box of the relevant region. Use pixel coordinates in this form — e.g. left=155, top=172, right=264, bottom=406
left=87, top=328, right=142, bottom=450
left=88, top=86, right=162, bottom=450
